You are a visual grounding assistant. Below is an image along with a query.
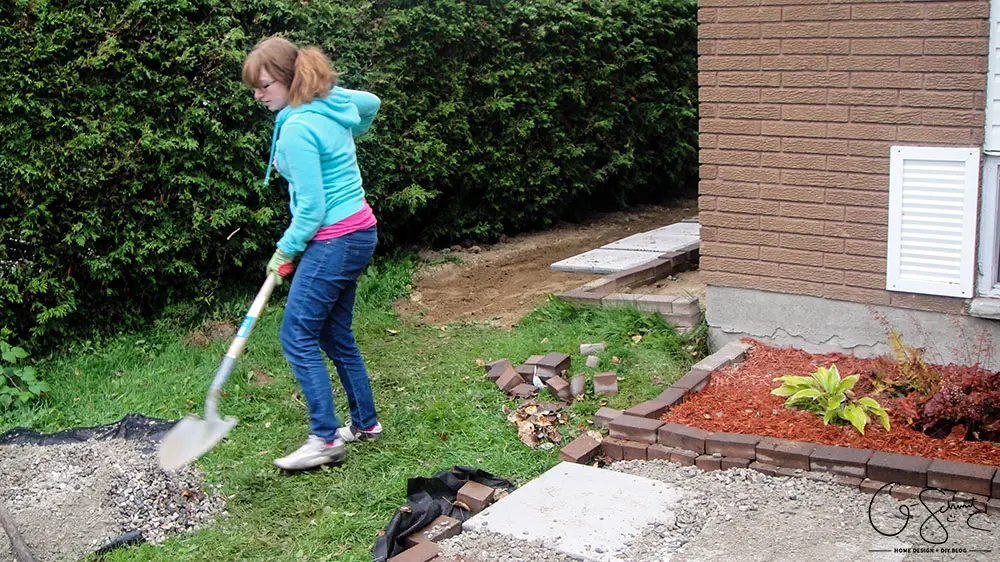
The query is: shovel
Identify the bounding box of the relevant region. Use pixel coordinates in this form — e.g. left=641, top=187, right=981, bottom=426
left=158, top=273, right=279, bottom=470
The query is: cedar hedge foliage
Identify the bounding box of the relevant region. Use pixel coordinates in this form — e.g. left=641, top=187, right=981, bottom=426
left=0, top=0, right=697, bottom=346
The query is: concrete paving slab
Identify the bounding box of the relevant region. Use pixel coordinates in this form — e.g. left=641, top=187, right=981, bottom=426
left=462, top=462, right=685, bottom=562
left=551, top=221, right=699, bottom=274
left=602, top=223, right=700, bottom=253
left=550, top=248, right=660, bottom=274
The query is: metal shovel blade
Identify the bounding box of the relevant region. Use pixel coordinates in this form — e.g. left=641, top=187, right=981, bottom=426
left=157, top=413, right=238, bottom=471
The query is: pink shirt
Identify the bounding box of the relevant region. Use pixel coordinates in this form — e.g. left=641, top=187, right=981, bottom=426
left=312, top=200, right=377, bottom=241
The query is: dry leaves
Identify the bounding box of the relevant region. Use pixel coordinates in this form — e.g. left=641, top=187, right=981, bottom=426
left=505, top=401, right=570, bottom=449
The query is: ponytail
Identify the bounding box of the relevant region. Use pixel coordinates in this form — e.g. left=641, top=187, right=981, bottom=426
left=242, top=37, right=339, bottom=107
left=289, top=47, right=338, bottom=107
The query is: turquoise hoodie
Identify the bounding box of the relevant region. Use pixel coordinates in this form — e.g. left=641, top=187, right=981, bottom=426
left=264, top=86, right=381, bottom=256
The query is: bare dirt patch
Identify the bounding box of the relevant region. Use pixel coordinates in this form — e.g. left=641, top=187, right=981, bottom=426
left=394, top=200, right=698, bottom=328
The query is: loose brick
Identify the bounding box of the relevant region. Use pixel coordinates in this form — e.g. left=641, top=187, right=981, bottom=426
left=593, top=372, right=618, bottom=395
left=545, top=376, right=572, bottom=401
left=706, top=432, right=761, bottom=459
left=568, top=373, right=586, bottom=398
left=755, top=438, right=815, bottom=470
left=659, top=423, right=712, bottom=454
left=387, top=542, right=441, bottom=562
left=486, top=360, right=515, bottom=382
left=722, top=457, right=752, bottom=470
left=622, top=440, right=649, bottom=461
left=927, top=459, right=997, bottom=497
left=602, top=437, right=626, bottom=461
left=535, top=352, right=571, bottom=379
left=559, top=433, right=602, bottom=464
left=625, top=400, right=670, bottom=419
left=594, top=407, right=623, bottom=429
left=656, top=387, right=686, bottom=407
left=868, top=452, right=932, bottom=488
left=484, top=359, right=510, bottom=376
left=609, top=415, right=664, bottom=444
left=672, top=368, right=711, bottom=394
left=809, top=445, right=873, bottom=478
left=510, top=383, right=538, bottom=399
left=524, top=355, right=544, bottom=365
left=495, top=368, right=523, bottom=392
left=695, top=455, right=722, bottom=471
left=404, top=515, right=462, bottom=547
left=515, top=363, right=535, bottom=379
left=993, top=471, right=1000, bottom=499
left=457, top=481, right=495, bottom=513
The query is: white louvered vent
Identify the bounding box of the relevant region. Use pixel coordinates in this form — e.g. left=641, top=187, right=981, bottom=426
left=887, top=147, right=980, bottom=298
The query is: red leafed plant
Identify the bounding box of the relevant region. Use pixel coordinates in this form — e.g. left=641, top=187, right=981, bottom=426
left=917, top=367, right=1000, bottom=440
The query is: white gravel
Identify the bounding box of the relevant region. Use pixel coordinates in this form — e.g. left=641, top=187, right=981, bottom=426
left=439, top=460, right=1000, bottom=562
left=0, top=439, right=226, bottom=562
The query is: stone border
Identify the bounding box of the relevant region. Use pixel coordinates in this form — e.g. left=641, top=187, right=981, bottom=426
left=555, top=242, right=701, bottom=332
left=559, top=340, right=1000, bottom=514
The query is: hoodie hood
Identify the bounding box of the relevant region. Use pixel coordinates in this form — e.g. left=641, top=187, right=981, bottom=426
left=262, top=88, right=362, bottom=187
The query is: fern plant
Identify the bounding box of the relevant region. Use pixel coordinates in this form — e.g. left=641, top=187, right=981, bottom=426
left=772, top=364, right=890, bottom=435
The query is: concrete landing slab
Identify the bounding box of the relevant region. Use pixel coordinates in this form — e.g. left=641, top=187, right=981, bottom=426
left=462, top=462, right=685, bottom=562
left=602, top=223, right=700, bottom=253
left=550, top=248, right=661, bottom=274
left=551, top=221, right=700, bottom=274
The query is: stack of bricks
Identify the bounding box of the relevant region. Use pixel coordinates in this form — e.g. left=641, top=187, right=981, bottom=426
left=484, top=351, right=622, bottom=403
left=557, top=243, right=703, bottom=332
left=386, top=481, right=503, bottom=562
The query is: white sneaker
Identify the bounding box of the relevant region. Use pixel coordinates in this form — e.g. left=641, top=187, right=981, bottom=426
left=337, top=421, right=383, bottom=443
left=273, top=435, right=345, bottom=471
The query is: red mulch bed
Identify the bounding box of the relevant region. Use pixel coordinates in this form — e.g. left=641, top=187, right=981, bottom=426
left=662, top=341, right=1000, bottom=467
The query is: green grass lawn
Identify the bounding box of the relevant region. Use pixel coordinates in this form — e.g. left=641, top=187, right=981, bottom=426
left=2, top=257, right=705, bottom=562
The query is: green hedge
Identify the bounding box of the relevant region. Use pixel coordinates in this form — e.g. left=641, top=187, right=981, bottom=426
left=0, top=0, right=697, bottom=346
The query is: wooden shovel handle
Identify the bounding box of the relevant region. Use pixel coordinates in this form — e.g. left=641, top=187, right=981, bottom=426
left=0, top=500, right=34, bottom=562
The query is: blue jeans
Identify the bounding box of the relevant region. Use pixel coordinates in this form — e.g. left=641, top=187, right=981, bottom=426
left=279, top=226, right=378, bottom=443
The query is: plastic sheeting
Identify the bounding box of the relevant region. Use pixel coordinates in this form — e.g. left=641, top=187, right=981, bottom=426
left=373, top=465, right=516, bottom=561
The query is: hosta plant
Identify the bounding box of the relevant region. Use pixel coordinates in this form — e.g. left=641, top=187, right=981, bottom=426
left=772, top=364, right=890, bottom=435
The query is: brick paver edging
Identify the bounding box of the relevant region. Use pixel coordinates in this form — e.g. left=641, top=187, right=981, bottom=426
left=559, top=341, right=1000, bottom=514
left=555, top=242, right=701, bottom=332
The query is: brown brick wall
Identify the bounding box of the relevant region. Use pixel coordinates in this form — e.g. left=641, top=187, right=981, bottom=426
left=698, top=0, right=989, bottom=312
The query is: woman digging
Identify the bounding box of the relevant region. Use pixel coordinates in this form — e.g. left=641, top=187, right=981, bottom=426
left=242, top=37, right=382, bottom=471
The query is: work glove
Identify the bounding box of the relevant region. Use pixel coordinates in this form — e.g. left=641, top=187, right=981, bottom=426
left=267, top=249, right=296, bottom=285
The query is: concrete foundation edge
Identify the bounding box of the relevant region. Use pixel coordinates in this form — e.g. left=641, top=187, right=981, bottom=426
left=706, top=285, right=1000, bottom=371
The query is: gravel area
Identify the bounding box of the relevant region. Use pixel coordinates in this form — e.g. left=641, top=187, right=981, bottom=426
left=0, top=439, right=226, bottom=562
left=440, top=460, right=1000, bottom=562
